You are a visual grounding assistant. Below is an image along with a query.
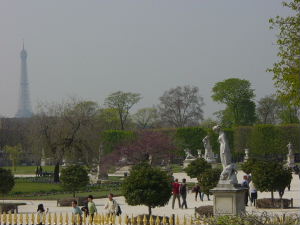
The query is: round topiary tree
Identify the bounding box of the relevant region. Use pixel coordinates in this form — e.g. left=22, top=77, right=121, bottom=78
left=0, top=168, right=15, bottom=200
left=252, top=161, right=292, bottom=201
left=184, top=158, right=212, bottom=178
left=60, top=165, right=89, bottom=197
left=198, top=168, right=221, bottom=196
left=122, top=163, right=172, bottom=215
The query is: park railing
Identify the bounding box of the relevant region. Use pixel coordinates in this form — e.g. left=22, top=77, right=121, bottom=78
left=0, top=212, right=299, bottom=225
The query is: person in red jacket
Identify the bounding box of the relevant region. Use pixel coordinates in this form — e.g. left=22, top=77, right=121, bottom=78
left=172, top=178, right=181, bottom=209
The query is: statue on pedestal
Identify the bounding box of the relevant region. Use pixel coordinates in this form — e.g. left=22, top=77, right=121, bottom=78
left=244, top=149, right=249, bottom=162
left=202, top=135, right=215, bottom=162
left=213, top=125, right=237, bottom=184
left=286, top=142, right=295, bottom=168
left=197, top=149, right=202, bottom=158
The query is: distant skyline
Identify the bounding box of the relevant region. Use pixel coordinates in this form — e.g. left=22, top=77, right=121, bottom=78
left=0, top=0, right=293, bottom=118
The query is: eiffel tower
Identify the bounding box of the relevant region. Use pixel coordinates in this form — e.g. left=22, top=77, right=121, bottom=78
left=15, top=42, right=32, bottom=118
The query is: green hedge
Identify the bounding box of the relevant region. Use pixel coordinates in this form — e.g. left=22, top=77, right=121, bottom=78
left=175, top=127, right=207, bottom=156
left=100, top=124, right=300, bottom=162
left=101, top=130, right=136, bottom=155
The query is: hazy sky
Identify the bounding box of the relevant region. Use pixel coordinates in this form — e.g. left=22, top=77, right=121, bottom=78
left=0, top=0, right=292, bottom=118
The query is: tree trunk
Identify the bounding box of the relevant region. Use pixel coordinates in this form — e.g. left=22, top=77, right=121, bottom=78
left=148, top=206, right=151, bottom=216
left=271, top=190, right=274, bottom=202
left=54, top=162, right=60, bottom=183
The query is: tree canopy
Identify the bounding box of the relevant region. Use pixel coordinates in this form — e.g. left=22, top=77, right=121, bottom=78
left=268, top=0, right=300, bottom=106
left=105, top=91, right=141, bottom=130
left=158, top=85, right=204, bottom=128
left=212, top=78, right=256, bottom=126
left=122, top=163, right=172, bottom=215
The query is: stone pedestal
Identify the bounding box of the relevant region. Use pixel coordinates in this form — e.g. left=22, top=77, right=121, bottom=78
left=211, top=184, right=246, bottom=216
left=183, top=158, right=195, bottom=168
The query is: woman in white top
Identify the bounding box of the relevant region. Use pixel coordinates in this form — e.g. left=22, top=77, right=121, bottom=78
left=37, top=204, right=48, bottom=225
left=104, top=193, right=118, bottom=215
left=249, top=181, right=257, bottom=206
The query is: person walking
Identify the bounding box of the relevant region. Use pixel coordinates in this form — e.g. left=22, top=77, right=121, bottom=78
left=87, top=195, right=97, bottom=221
left=171, top=179, right=181, bottom=209
left=249, top=181, right=257, bottom=207
left=192, top=184, right=202, bottom=201
left=242, top=175, right=249, bottom=206
left=37, top=204, right=48, bottom=225
left=104, top=193, right=118, bottom=216
left=71, top=200, right=83, bottom=225
left=180, top=178, right=188, bottom=209
left=201, top=192, right=210, bottom=201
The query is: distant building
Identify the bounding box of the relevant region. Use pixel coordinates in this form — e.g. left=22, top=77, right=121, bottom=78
left=15, top=42, right=33, bottom=118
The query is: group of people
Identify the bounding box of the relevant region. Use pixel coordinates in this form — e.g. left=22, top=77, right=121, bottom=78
left=172, top=178, right=213, bottom=210
left=36, top=194, right=120, bottom=225
left=242, top=175, right=258, bottom=206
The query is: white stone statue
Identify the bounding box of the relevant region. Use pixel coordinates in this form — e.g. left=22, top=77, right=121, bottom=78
left=213, top=125, right=237, bottom=184
left=202, top=135, right=214, bottom=162
left=286, top=142, right=295, bottom=167
left=184, top=149, right=195, bottom=160
left=244, top=149, right=249, bottom=162
left=197, top=149, right=202, bottom=158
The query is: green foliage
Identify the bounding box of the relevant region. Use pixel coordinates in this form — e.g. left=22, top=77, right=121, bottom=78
left=175, top=127, right=207, bottom=155
left=240, top=158, right=257, bottom=174
left=198, top=168, right=221, bottom=195
left=101, top=130, right=136, bottom=155
left=105, top=91, right=141, bottom=130
left=60, top=165, right=89, bottom=197
left=250, top=125, right=284, bottom=158
left=268, top=0, right=300, bottom=106
left=122, top=163, right=172, bottom=215
left=252, top=161, right=292, bottom=200
left=204, top=214, right=300, bottom=225
left=0, top=168, right=15, bottom=196
left=234, top=126, right=252, bottom=161
left=212, top=78, right=256, bottom=126
left=279, top=124, right=300, bottom=154
left=184, top=158, right=212, bottom=178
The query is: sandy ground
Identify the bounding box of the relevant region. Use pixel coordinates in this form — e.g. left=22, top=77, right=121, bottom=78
left=5, top=171, right=300, bottom=217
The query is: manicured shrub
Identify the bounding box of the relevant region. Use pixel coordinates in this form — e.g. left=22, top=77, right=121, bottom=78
left=122, top=163, right=172, bottom=215
left=252, top=161, right=292, bottom=200
left=0, top=168, right=15, bottom=197
left=60, top=165, right=89, bottom=197
left=184, top=158, right=212, bottom=178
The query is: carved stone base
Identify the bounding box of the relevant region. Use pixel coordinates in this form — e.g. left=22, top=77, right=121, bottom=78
left=210, top=184, right=246, bottom=216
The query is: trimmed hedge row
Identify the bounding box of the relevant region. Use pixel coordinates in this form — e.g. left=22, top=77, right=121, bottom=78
left=100, top=124, right=300, bottom=162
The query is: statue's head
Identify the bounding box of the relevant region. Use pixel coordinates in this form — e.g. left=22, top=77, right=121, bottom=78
left=212, top=125, right=221, bottom=133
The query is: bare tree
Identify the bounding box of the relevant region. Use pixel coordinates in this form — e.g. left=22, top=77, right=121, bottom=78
left=133, top=107, right=159, bottom=129
left=257, top=95, right=280, bottom=124
left=158, top=86, right=204, bottom=127
left=31, top=99, right=101, bottom=182
left=104, top=91, right=141, bottom=130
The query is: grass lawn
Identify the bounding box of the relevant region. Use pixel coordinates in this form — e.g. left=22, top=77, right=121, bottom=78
left=5, top=179, right=122, bottom=200
left=11, top=182, right=62, bottom=194
left=3, top=166, right=54, bottom=174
